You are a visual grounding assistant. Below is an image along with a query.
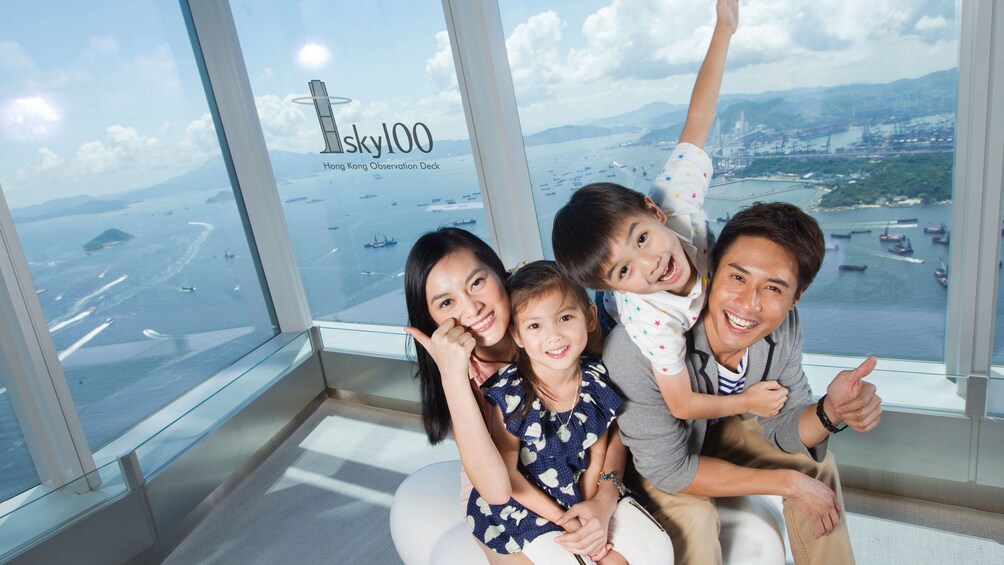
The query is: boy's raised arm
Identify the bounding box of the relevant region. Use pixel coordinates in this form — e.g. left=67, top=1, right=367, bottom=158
left=679, top=0, right=739, bottom=148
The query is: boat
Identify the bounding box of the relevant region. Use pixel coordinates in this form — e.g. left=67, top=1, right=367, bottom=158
left=285, top=196, right=307, bottom=203
left=839, top=264, right=867, bottom=272
left=328, top=226, right=340, bottom=230
left=934, top=261, right=948, bottom=288
left=364, top=234, right=398, bottom=249
left=879, top=225, right=905, bottom=242
left=181, top=286, right=196, bottom=292
left=717, top=213, right=731, bottom=223
left=830, top=233, right=852, bottom=239
left=889, top=237, right=914, bottom=255
left=924, top=223, right=947, bottom=234
left=825, top=243, right=840, bottom=251
left=897, top=218, right=918, bottom=224
left=360, top=194, right=378, bottom=199
left=391, top=201, right=398, bottom=206
left=224, top=250, right=235, bottom=259
left=933, top=231, right=950, bottom=245
left=452, top=219, right=477, bottom=226
left=850, top=229, right=872, bottom=234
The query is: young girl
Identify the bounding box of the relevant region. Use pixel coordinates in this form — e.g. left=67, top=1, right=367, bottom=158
left=467, top=261, right=673, bottom=564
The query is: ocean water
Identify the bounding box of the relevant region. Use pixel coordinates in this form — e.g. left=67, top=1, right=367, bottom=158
left=3, top=133, right=1002, bottom=501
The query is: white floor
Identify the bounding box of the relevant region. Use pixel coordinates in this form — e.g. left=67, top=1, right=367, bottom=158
left=163, top=399, right=1004, bottom=564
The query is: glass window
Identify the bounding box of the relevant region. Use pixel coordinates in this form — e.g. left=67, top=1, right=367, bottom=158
left=499, top=1, right=959, bottom=361
left=232, top=0, right=485, bottom=326
left=0, top=369, right=39, bottom=501
left=0, top=1, right=277, bottom=451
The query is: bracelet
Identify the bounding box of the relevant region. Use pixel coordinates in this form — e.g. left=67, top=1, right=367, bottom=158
left=598, top=471, right=626, bottom=497
left=816, top=395, right=847, bottom=433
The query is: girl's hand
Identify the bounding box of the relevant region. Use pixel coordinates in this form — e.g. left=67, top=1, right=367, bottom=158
left=404, top=318, right=476, bottom=381
left=554, top=498, right=615, bottom=558
left=743, top=380, right=788, bottom=417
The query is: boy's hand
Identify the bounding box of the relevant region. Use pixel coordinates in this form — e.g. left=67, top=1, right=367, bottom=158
left=717, top=0, right=739, bottom=35
left=743, top=380, right=788, bottom=417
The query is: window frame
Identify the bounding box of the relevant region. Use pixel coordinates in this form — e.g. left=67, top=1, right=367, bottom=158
left=3, top=0, right=1003, bottom=508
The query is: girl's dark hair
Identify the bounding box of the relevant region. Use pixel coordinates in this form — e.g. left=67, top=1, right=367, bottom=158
left=405, top=228, right=507, bottom=444
left=506, top=260, right=599, bottom=421
left=710, top=202, right=825, bottom=299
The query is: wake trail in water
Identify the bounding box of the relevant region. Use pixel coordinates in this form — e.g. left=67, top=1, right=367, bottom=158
left=154, top=222, right=215, bottom=283
left=49, top=275, right=129, bottom=327
left=49, top=308, right=94, bottom=333
left=859, top=249, right=925, bottom=264
left=58, top=320, right=112, bottom=361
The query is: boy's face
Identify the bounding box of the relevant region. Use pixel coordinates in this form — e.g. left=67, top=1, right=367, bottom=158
left=601, top=198, right=696, bottom=296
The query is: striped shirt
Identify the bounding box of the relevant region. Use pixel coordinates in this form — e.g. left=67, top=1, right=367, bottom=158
left=716, top=348, right=749, bottom=396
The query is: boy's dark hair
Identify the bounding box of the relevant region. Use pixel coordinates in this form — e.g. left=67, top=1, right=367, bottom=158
left=552, top=183, right=649, bottom=289
left=404, top=227, right=507, bottom=444
left=710, top=202, right=825, bottom=299
left=506, top=260, right=599, bottom=420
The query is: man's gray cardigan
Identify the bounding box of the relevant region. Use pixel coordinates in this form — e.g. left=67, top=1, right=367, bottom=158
left=604, top=308, right=828, bottom=494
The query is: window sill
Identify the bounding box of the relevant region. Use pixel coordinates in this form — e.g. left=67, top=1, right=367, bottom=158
left=316, top=322, right=969, bottom=417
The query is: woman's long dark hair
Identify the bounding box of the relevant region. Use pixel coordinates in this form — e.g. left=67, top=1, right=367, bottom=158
left=405, top=228, right=507, bottom=444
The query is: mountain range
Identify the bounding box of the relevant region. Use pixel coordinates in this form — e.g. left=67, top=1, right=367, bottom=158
left=12, top=68, right=958, bottom=222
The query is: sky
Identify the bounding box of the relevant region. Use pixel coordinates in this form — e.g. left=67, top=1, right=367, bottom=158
left=0, top=0, right=959, bottom=208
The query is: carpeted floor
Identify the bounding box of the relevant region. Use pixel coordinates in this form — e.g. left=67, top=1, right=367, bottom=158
left=163, top=399, right=1004, bottom=565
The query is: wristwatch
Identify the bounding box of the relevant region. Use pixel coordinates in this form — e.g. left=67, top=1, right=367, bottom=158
left=816, top=394, right=847, bottom=433
left=598, top=471, right=626, bottom=496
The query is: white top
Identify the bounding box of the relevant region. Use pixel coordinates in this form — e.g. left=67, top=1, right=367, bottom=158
left=608, top=142, right=714, bottom=376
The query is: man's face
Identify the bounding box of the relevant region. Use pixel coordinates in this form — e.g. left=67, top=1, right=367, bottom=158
left=704, top=235, right=800, bottom=368
left=601, top=198, right=695, bottom=296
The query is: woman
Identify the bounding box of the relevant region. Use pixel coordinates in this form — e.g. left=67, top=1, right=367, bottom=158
left=404, top=228, right=617, bottom=563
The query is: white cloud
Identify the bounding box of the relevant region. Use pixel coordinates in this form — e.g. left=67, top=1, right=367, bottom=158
left=86, top=37, right=120, bottom=57
left=0, top=40, right=33, bottom=71
left=505, top=11, right=564, bottom=99
left=426, top=31, right=458, bottom=93
left=916, top=15, right=948, bottom=32
left=254, top=94, right=319, bottom=153
left=37, top=148, right=63, bottom=170
left=74, top=139, right=125, bottom=174
left=500, top=0, right=958, bottom=131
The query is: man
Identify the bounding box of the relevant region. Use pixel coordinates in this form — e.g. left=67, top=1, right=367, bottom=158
left=605, top=201, right=882, bottom=564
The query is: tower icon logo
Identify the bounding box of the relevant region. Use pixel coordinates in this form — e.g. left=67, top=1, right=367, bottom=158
left=293, top=80, right=434, bottom=157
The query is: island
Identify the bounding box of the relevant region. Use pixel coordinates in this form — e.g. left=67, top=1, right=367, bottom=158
left=732, top=152, right=953, bottom=209
left=83, top=229, right=135, bottom=253
left=206, top=190, right=235, bottom=204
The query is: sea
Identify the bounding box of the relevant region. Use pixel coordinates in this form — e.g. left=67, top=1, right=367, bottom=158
left=2, top=129, right=1002, bottom=502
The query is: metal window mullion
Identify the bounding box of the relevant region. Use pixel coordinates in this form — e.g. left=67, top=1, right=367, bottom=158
left=441, top=0, right=543, bottom=267
left=0, top=188, right=93, bottom=488
left=947, top=0, right=996, bottom=381
left=184, top=0, right=312, bottom=333
left=973, top=0, right=1004, bottom=376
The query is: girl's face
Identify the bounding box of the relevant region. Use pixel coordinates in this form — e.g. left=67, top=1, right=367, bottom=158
left=512, top=289, right=596, bottom=377
left=425, top=248, right=510, bottom=349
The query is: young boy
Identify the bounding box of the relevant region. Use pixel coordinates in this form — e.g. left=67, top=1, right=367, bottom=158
left=553, top=0, right=788, bottom=421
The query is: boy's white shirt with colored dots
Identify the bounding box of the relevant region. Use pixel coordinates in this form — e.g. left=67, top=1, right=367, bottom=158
left=607, top=142, right=713, bottom=376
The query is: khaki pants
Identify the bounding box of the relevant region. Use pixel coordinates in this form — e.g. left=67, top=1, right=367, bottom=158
left=639, top=416, right=854, bottom=565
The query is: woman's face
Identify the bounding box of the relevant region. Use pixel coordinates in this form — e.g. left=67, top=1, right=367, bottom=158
left=425, top=248, right=510, bottom=349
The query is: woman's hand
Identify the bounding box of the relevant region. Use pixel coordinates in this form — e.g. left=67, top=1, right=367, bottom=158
left=405, top=318, right=476, bottom=382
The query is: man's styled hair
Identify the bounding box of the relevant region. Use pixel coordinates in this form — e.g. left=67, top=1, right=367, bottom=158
left=552, top=183, right=649, bottom=289
left=710, top=202, right=825, bottom=299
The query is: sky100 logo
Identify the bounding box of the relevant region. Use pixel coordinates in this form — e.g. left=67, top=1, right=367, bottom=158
left=297, top=80, right=433, bottom=158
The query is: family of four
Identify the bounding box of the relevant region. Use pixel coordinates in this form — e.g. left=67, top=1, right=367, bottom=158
left=404, top=2, right=882, bottom=563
